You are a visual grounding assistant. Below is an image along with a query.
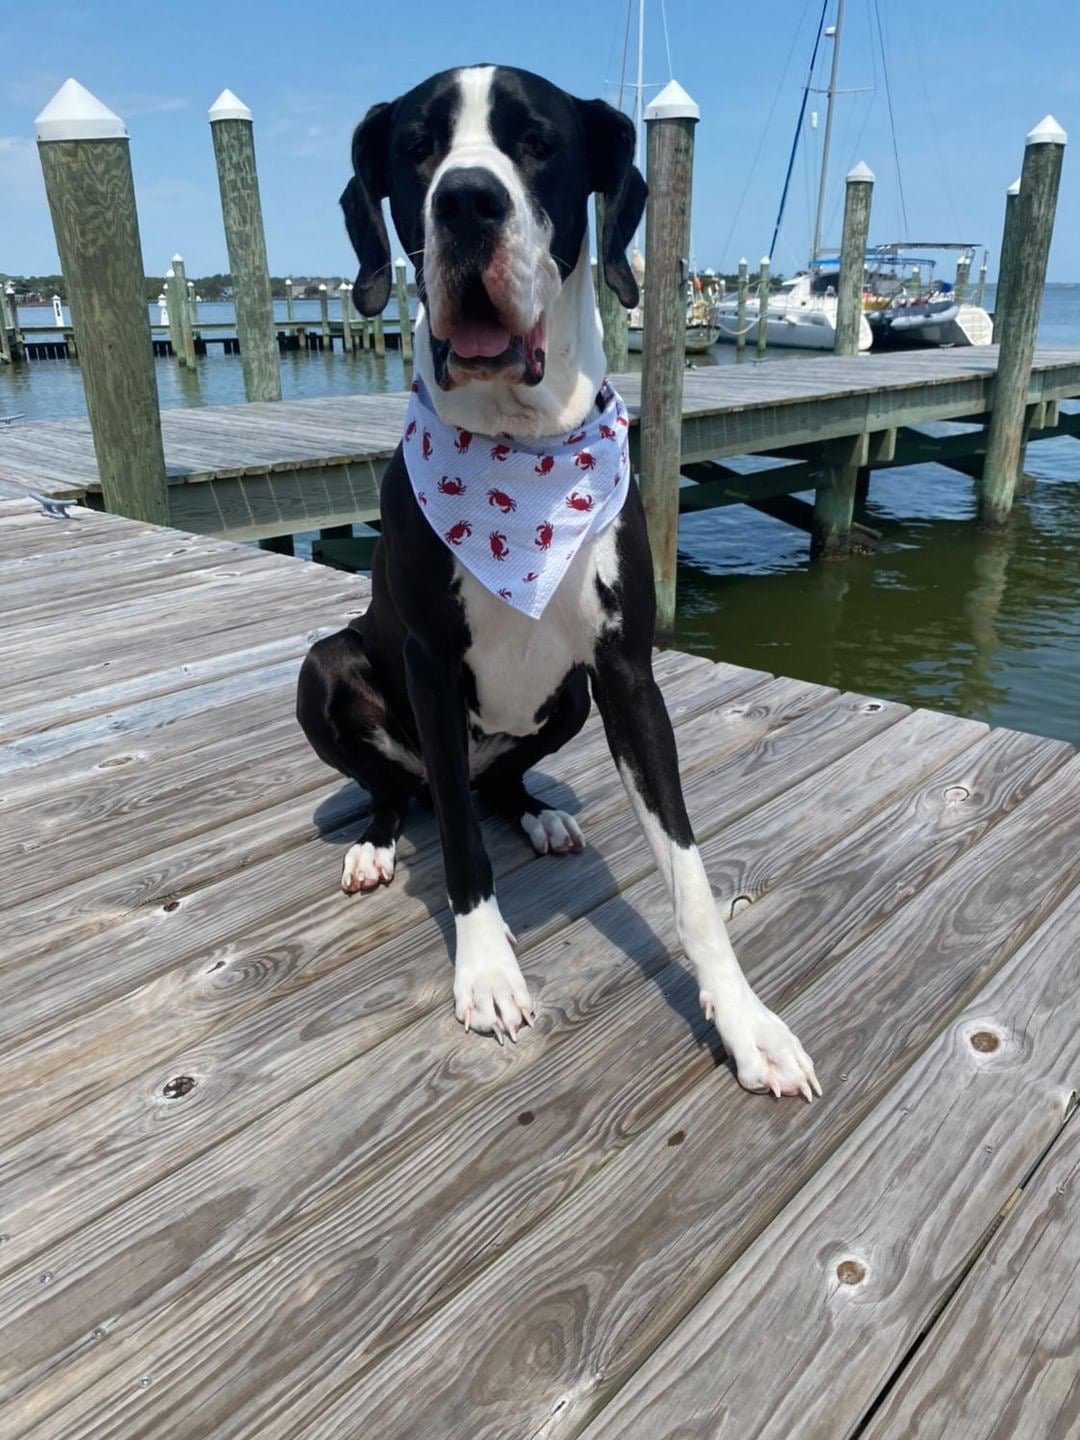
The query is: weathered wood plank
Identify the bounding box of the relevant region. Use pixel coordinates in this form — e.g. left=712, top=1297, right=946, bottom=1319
left=258, top=754, right=1080, bottom=1440
left=578, top=884, right=1080, bottom=1440
left=1, top=705, right=999, bottom=1431
left=862, top=1077, right=1080, bottom=1440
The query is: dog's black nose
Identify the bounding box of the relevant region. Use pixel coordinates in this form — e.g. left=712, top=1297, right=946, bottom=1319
left=432, top=167, right=511, bottom=235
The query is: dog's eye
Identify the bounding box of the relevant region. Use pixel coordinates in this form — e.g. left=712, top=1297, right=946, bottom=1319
left=405, top=135, right=433, bottom=163
left=520, top=130, right=554, bottom=161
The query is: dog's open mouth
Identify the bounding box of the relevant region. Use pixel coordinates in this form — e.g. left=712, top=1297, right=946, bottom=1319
left=434, top=275, right=546, bottom=389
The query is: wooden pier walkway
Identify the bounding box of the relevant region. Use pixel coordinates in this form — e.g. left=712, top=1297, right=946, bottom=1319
left=1, top=497, right=1078, bottom=1439
left=2, top=345, right=1079, bottom=541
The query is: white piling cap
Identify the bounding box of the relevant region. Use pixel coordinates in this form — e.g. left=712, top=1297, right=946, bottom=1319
left=165, top=268, right=175, bottom=279
left=209, top=88, right=253, bottom=123
left=318, top=282, right=327, bottom=291
left=738, top=257, right=748, bottom=267
left=1026, top=114, right=1067, bottom=146
left=338, top=280, right=350, bottom=290
left=760, top=255, right=770, bottom=267
left=285, top=277, right=292, bottom=285
left=35, top=78, right=126, bottom=141
left=1007, top=177, right=1021, bottom=195
left=395, top=256, right=407, bottom=268
left=645, top=80, right=699, bottom=122
left=171, top=253, right=183, bottom=264
left=847, top=160, right=874, bottom=183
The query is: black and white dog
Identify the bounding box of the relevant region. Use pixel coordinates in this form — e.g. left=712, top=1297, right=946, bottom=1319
left=297, top=65, right=819, bottom=1100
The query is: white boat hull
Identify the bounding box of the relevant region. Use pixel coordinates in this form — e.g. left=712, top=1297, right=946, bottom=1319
left=712, top=298, right=872, bottom=352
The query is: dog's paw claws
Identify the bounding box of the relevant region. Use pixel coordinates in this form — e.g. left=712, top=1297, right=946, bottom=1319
left=341, top=840, right=396, bottom=894
left=521, top=809, right=586, bottom=857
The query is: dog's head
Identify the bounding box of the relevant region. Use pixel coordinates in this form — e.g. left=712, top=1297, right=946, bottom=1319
left=341, top=65, right=646, bottom=393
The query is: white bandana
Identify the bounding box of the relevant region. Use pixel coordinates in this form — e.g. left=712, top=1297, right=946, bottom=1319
left=401, top=377, right=631, bottom=619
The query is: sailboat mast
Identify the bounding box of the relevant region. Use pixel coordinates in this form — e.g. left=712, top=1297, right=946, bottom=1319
left=810, top=0, right=845, bottom=266
left=634, top=0, right=646, bottom=172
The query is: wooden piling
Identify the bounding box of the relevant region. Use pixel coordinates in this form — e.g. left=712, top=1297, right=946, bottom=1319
left=812, top=434, right=863, bottom=559
left=735, top=258, right=748, bottom=358
left=373, top=312, right=385, bottom=356
left=980, top=117, right=1066, bottom=529
left=974, top=257, right=988, bottom=309
left=318, top=283, right=331, bottom=350
left=639, top=80, right=699, bottom=636
left=954, top=254, right=971, bottom=308
left=991, top=177, right=1021, bottom=343
left=209, top=89, right=281, bottom=401
left=394, top=258, right=413, bottom=361
left=171, top=254, right=197, bottom=366
left=834, top=161, right=874, bottom=357
left=0, top=286, right=12, bottom=364
left=5, top=284, right=23, bottom=359
left=756, top=256, right=770, bottom=357
left=164, top=267, right=185, bottom=359
left=285, top=279, right=295, bottom=325
left=35, top=79, right=169, bottom=524
left=339, top=282, right=353, bottom=353
left=594, top=194, right=629, bottom=372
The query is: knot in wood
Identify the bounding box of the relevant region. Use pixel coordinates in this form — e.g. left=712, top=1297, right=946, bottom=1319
left=970, top=1030, right=1000, bottom=1053
left=944, top=785, right=970, bottom=803
left=162, top=1075, right=196, bottom=1099
left=836, top=1259, right=866, bottom=1285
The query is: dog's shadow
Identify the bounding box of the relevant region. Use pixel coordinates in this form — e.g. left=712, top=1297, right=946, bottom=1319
left=309, top=773, right=731, bottom=1074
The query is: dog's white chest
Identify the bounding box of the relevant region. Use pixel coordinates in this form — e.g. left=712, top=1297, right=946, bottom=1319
left=459, top=522, right=621, bottom=736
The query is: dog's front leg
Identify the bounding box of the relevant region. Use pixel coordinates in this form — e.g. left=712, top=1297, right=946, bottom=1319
left=404, top=636, right=533, bottom=1042
left=590, top=645, right=820, bottom=1100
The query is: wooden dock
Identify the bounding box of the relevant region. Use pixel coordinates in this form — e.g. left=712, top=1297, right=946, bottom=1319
left=1, top=497, right=1078, bottom=1439
left=2, top=346, right=1079, bottom=542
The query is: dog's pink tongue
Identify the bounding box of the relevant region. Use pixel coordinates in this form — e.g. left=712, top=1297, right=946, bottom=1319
left=449, top=321, right=510, bottom=358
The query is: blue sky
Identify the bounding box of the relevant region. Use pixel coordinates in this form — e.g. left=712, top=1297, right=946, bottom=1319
left=2, top=0, right=1077, bottom=280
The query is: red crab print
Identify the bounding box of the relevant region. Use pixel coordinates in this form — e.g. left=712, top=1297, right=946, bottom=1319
left=616, top=414, right=629, bottom=428
left=535, top=520, right=554, bottom=550
left=523, top=571, right=539, bottom=582
left=422, top=430, right=432, bottom=460
left=438, top=475, right=466, bottom=495
left=534, top=454, right=554, bottom=476
left=490, top=443, right=512, bottom=462
left=574, top=450, right=597, bottom=472
left=445, top=519, right=472, bottom=545
left=599, top=424, right=616, bottom=441
left=566, top=491, right=595, bottom=512
left=487, top=487, right=517, bottom=514
left=489, top=531, right=510, bottom=561
left=566, top=430, right=586, bottom=445
left=454, top=428, right=472, bottom=454
left=498, top=588, right=513, bottom=601
left=404, top=419, right=417, bottom=441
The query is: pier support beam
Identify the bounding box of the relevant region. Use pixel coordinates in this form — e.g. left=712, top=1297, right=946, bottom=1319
left=394, top=258, right=413, bottom=362
left=35, top=79, right=169, bottom=525
left=991, top=178, right=1021, bottom=343
left=980, top=117, right=1066, bottom=529
left=209, top=89, right=281, bottom=402
left=735, top=258, right=748, bottom=359
left=812, top=434, right=863, bottom=559
left=640, top=80, right=699, bottom=636
left=594, top=195, right=629, bottom=372
left=0, top=286, right=12, bottom=364
left=835, top=162, right=873, bottom=357
left=318, top=283, right=331, bottom=350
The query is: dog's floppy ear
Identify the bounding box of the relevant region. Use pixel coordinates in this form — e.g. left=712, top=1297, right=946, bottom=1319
left=577, top=98, right=647, bottom=308
left=341, top=101, right=394, bottom=316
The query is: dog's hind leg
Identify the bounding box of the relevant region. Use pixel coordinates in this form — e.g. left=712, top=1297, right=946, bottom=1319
left=297, top=626, right=423, bottom=894
left=474, top=666, right=590, bottom=856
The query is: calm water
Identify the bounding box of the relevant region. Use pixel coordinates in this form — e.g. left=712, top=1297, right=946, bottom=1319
left=3, top=286, right=1078, bottom=743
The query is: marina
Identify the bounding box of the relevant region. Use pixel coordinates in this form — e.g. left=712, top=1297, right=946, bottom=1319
left=1, top=495, right=1078, bottom=1437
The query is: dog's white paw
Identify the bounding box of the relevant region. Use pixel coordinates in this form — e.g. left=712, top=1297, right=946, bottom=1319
left=454, top=923, right=534, bottom=1044
left=702, top=989, right=821, bottom=1102
left=341, top=839, right=396, bottom=894
left=521, top=808, right=585, bottom=856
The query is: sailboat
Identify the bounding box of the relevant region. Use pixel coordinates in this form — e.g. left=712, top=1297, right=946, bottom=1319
left=714, top=0, right=989, bottom=352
